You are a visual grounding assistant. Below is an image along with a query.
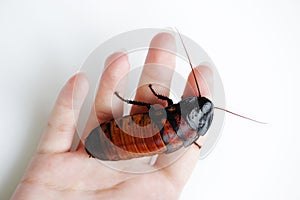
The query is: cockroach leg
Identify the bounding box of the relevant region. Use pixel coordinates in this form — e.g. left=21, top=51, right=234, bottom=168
left=114, top=92, right=151, bottom=109
left=148, top=84, right=173, bottom=106
left=193, top=142, right=202, bottom=149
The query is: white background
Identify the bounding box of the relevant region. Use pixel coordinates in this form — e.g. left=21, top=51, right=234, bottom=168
left=0, top=0, right=299, bottom=199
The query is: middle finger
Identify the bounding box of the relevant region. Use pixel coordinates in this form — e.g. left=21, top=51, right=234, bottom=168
left=131, top=32, right=177, bottom=114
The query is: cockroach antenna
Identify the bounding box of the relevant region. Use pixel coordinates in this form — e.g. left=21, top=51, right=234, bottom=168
left=214, top=107, right=267, bottom=124
left=175, top=28, right=266, bottom=124
left=175, top=28, right=202, bottom=97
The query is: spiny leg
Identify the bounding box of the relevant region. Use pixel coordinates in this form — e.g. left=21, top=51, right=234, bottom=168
left=148, top=84, right=173, bottom=106
left=114, top=92, right=151, bottom=109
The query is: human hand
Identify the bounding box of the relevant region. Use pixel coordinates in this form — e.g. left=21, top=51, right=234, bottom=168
left=11, top=32, right=212, bottom=200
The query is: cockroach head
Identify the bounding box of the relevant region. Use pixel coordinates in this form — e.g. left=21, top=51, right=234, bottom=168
left=181, top=96, right=214, bottom=136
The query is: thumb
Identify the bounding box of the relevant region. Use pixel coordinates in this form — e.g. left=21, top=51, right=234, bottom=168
left=38, top=72, right=89, bottom=154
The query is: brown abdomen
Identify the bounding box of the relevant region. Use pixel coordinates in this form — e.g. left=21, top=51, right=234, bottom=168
left=85, top=107, right=197, bottom=160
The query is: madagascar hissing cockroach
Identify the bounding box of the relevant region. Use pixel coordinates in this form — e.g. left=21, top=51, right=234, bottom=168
left=85, top=31, right=264, bottom=161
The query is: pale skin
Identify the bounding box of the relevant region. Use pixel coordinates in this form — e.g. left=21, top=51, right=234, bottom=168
left=11, top=33, right=212, bottom=200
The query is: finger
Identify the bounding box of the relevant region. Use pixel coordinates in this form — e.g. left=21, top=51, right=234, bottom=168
left=131, top=32, right=176, bottom=114
left=38, top=73, right=89, bottom=154
left=79, top=52, right=130, bottom=147
left=183, top=65, right=213, bottom=99
left=95, top=52, right=130, bottom=123
left=156, top=65, right=213, bottom=189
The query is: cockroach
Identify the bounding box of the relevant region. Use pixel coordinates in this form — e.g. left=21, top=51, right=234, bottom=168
left=85, top=31, right=264, bottom=161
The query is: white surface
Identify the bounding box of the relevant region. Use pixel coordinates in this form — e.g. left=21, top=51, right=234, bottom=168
left=0, top=0, right=299, bottom=199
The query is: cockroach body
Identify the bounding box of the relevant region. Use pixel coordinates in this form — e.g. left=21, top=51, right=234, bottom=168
left=84, top=30, right=264, bottom=161
left=85, top=86, right=213, bottom=160
left=85, top=30, right=214, bottom=161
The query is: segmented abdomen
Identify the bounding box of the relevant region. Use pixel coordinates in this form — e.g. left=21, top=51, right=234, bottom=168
left=85, top=105, right=198, bottom=160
